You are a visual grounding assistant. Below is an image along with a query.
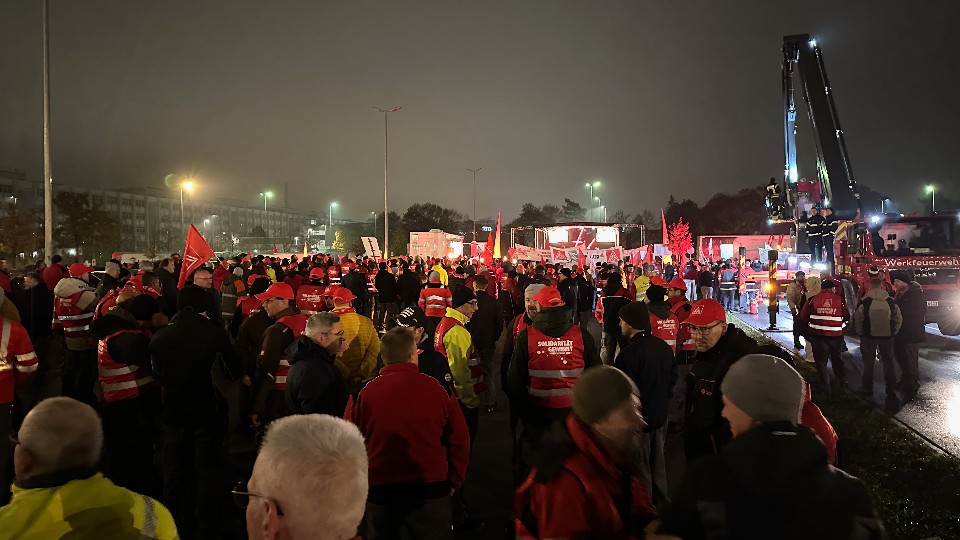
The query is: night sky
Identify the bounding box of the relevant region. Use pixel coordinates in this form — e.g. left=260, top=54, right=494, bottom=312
left=1, top=1, right=958, bottom=222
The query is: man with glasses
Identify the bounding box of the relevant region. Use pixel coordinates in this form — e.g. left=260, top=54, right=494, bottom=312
left=0, top=397, right=179, bottom=538
left=236, top=414, right=367, bottom=540
left=284, top=312, right=350, bottom=416
left=189, top=267, right=223, bottom=327
left=681, top=299, right=756, bottom=462
left=250, top=283, right=309, bottom=432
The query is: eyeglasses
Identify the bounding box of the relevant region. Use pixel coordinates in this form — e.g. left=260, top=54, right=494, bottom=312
left=231, top=481, right=284, bottom=516
left=688, top=322, right=724, bottom=335
left=321, top=330, right=346, bottom=338
left=467, top=300, right=479, bottom=307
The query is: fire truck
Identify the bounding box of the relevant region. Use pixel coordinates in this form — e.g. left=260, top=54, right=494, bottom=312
left=776, top=34, right=960, bottom=335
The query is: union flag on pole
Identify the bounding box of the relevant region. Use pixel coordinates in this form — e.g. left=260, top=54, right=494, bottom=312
left=177, top=224, right=216, bottom=289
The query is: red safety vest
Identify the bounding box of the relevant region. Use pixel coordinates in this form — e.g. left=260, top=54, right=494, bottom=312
left=806, top=292, right=847, bottom=337
left=273, top=314, right=309, bottom=391
left=434, top=316, right=487, bottom=394
left=94, top=288, right=121, bottom=320
left=512, top=313, right=529, bottom=341
left=239, top=296, right=264, bottom=320
left=670, top=300, right=695, bottom=351
left=649, top=312, right=680, bottom=352
left=525, top=326, right=584, bottom=409
left=367, top=269, right=378, bottom=294
left=97, top=329, right=157, bottom=402
left=1, top=318, right=38, bottom=404
left=54, top=289, right=95, bottom=350
left=296, top=284, right=327, bottom=315
left=419, top=285, right=452, bottom=318
left=327, top=265, right=341, bottom=285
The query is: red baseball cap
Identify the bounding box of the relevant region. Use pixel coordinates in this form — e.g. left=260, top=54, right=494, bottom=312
left=323, top=285, right=341, bottom=297
left=68, top=262, right=94, bottom=277
left=683, top=299, right=726, bottom=327
left=309, top=267, right=325, bottom=280
left=255, top=282, right=295, bottom=301
left=533, top=286, right=564, bottom=307
left=650, top=275, right=666, bottom=286
left=666, top=278, right=687, bottom=291
left=332, top=287, right=356, bottom=303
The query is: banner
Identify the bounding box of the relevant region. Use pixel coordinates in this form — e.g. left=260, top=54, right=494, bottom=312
left=551, top=247, right=571, bottom=263
left=178, top=224, right=216, bottom=289
left=603, top=247, right=623, bottom=263
left=512, top=244, right=543, bottom=261
left=360, top=237, right=382, bottom=258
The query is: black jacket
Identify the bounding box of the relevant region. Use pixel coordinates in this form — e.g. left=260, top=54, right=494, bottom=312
left=372, top=334, right=455, bottom=395
left=95, top=273, right=120, bottom=301
left=11, top=284, right=54, bottom=341
left=89, top=307, right=151, bottom=370
left=685, top=324, right=757, bottom=444
left=155, top=268, right=178, bottom=314
left=601, top=282, right=632, bottom=334
left=397, top=271, right=422, bottom=304
left=614, top=332, right=677, bottom=432
left=468, top=290, right=504, bottom=350
left=374, top=271, right=399, bottom=302
left=509, top=306, right=602, bottom=427
left=895, top=282, right=926, bottom=343
left=697, top=270, right=715, bottom=287
left=341, top=270, right=369, bottom=311
left=659, top=422, right=884, bottom=540
left=557, top=278, right=579, bottom=316
left=149, top=309, right=241, bottom=427
left=284, top=335, right=350, bottom=416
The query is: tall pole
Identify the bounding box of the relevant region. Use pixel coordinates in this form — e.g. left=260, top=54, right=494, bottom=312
left=180, top=189, right=184, bottom=230
left=467, top=167, right=483, bottom=242
left=374, top=106, right=401, bottom=256
left=42, top=0, right=53, bottom=261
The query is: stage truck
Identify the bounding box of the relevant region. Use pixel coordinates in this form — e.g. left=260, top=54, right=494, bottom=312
left=509, top=222, right=645, bottom=264
left=408, top=229, right=465, bottom=260
left=772, top=34, right=960, bottom=335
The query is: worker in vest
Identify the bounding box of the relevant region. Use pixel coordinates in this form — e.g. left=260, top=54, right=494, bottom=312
left=327, top=262, right=341, bottom=286
left=634, top=263, right=654, bottom=301
left=0, top=315, right=38, bottom=504
left=53, top=262, right=99, bottom=406
left=329, top=286, right=381, bottom=395
left=501, top=283, right=547, bottom=397
left=296, top=267, right=329, bottom=315
left=644, top=285, right=679, bottom=353
left=250, top=282, right=308, bottom=432
left=508, top=285, right=601, bottom=483
left=854, top=267, right=903, bottom=408
left=89, top=294, right=163, bottom=498
left=220, top=266, right=246, bottom=330
left=800, top=279, right=850, bottom=393
left=665, top=278, right=694, bottom=435
left=419, top=270, right=452, bottom=334
left=230, top=276, right=270, bottom=337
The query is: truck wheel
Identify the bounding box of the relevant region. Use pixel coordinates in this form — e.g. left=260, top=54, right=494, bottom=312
left=937, top=320, right=960, bottom=336
left=841, top=279, right=858, bottom=335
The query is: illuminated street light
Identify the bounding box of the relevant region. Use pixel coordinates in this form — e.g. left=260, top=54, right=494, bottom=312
left=329, top=202, right=338, bottom=249
left=260, top=191, right=273, bottom=237
left=926, top=185, right=936, bottom=213
left=180, top=179, right=195, bottom=231
left=585, top=181, right=600, bottom=220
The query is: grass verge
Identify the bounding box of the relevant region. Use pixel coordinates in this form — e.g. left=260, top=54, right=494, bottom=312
left=736, top=322, right=960, bottom=540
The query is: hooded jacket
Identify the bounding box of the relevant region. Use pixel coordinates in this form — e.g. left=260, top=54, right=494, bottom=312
left=397, top=270, right=423, bottom=304
left=614, top=331, right=677, bottom=432
left=658, top=422, right=883, bottom=540
left=854, top=286, right=902, bottom=338
left=894, top=281, right=926, bottom=343
left=468, top=290, right=504, bottom=350
left=53, top=277, right=98, bottom=350
left=284, top=334, right=349, bottom=416
left=508, top=306, right=601, bottom=427
left=599, top=281, right=632, bottom=333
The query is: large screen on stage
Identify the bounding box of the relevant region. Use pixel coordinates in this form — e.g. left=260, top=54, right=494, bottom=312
left=544, top=225, right=619, bottom=250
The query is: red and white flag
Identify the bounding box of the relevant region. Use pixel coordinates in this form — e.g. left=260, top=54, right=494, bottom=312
left=178, top=224, right=216, bottom=289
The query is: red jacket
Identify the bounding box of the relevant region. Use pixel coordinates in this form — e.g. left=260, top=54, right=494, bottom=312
left=419, top=283, right=452, bottom=318
left=515, top=414, right=656, bottom=539
left=349, top=362, right=470, bottom=499
left=42, top=264, right=65, bottom=291
left=0, top=317, right=38, bottom=403
left=801, top=383, right=838, bottom=465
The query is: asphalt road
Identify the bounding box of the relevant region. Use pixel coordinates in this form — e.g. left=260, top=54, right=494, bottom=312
left=730, top=304, right=960, bottom=458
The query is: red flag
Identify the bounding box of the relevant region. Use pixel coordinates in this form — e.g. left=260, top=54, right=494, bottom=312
left=577, top=245, right=586, bottom=269
left=661, top=209, right=668, bottom=243
left=178, top=224, right=216, bottom=289
left=272, top=244, right=278, bottom=254
left=482, top=233, right=494, bottom=267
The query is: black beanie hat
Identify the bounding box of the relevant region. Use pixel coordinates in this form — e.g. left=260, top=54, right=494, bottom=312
left=645, top=285, right=667, bottom=304
left=619, top=301, right=650, bottom=332
left=451, top=286, right=477, bottom=308
left=177, top=285, right=210, bottom=313
left=127, top=294, right=160, bottom=321
left=573, top=366, right=638, bottom=424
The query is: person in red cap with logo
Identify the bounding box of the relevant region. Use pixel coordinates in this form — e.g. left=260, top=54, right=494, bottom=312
left=665, top=277, right=694, bottom=434
left=681, top=298, right=756, bottom=462
left=330, top=286, right=381, bottom=396
left=53, top=262, right=99, bottom=405
left=250, top=282, right=308, bottom=432
left=508, top=285, right=601, bottom=483
left=296, top=267, right=330, bottom=316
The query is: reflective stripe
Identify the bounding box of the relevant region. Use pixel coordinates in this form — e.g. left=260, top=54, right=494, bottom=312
left=0, top=365, right=11, bottom=372
left=527, top=387, right=574, bottom=397
left=808, top=323, right=845, bottom=332
left=16, top=362, right=38, bottom=373
left=528, top=368, right=584, bottom=378
left=102, top=376, right=155, bottom=392
left=275, top=375, right=287, bottom=384
left=141, top=495, right=158, bottom=538
left=223, top=293, right=237, bottom=299
left=64, top=325, right=90, bottom=333
left=663, top=339, right=677, bottom=346
left=425, top=295, right=447, bottom=301
left=57, top=313, right=94, bottom=321
left=809, top=315, right=844, bottom=322
left=99, top=365, right=136, bottom=377
left=279, top=359, right=290, bottom=367
left=301, top=310, right=319, bottom=315
left=15, top=352, right=37, bottom=362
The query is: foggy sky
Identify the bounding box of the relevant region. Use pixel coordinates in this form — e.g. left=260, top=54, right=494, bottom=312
left=1, top=1, right=958, bottom=222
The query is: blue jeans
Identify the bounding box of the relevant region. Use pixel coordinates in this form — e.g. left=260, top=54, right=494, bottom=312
left=719, top=289, right=736, bottom=310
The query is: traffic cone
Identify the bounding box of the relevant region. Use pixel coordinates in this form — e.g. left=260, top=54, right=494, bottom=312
left=750, top=294, right=759, bottom=315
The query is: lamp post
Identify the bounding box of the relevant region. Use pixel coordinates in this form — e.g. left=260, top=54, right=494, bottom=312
left=585, top=181, right=600, bottom=220
left=180, top=180, right=194, bottom=231
left=329, top=202, right=338, bottom=250
left=467, top=167, right=484, bottom=242
left=600, top=205, right=607, bottom=222
left=374, top=106, right=402, bottom=256
left=371, top=211, right=378, bottom=240
left=926, top=185, right=936, bottom=213
left=260, top=191, right=273, bottom=237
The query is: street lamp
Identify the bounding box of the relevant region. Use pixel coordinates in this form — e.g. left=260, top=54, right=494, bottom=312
left=881, top=198, right=891, bottom=214
left=260, top=191, right=273, bottom=237
left=329, top=202, right=338, bottom=250
left=600, top=205, right=607, bottom=222
left=180, top=180, right=194, bottom=231
left=926, top=185, right=936, bottom=213
left=374, top=105, right=402, bottom=256
left=467, top=167, right=484, bottom=242
left=585, top=181, right=600, bottom=220
left=371, top=211, right=378, bottom=240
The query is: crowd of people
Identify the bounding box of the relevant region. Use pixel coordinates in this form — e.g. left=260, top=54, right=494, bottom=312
left=0, top=250, right=891, bottom=538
